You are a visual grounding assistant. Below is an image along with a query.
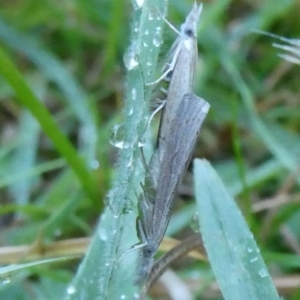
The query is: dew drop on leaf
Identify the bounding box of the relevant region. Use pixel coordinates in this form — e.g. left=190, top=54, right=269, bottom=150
left=67, top=285, right=76, bottom=295
left=132, top=0, right=144, bottom=10
left=109, top=124, right=126, bottom=149
left=123, top=41, right=139, bottom=70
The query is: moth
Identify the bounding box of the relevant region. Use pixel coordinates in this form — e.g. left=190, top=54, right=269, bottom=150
left=135, top=2, right=206, bottom=286
left=136, top=93, right=210, bottom=285
left=153, top=2, right=203, bottom=165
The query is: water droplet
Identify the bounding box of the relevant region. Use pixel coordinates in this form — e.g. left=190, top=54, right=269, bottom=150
left=128, top=108, right=134, bottom=116
left=120, top=295, right=126, bottom=299
left=250, top=257, right=258, bottom=263
left=67, top=285, right=76, bottom=295
left=133, top=22, right=138, bottom=32
left=146, top=60, right=152, bottom=66
left=153, top=37, right=162, bottom=47
left=122, top=199, right=134, bottom=214
left=138, top=135, right=146, bottom=147
left=103, top=191, right=114, bottom=210
left=143, top=42, right=148, bottom=47
left=145, top=30, right=149, bottom=35
left=109, top=124, right=126, bottom=149
left=132, top=88, right=137, bottom=100
left=155, top=26, right=162, bottom=32
left=1, top=277, right=11, bottom=285
left=148, top=13, right=154, bottom=20
left=123, top=41, right=139, bottom=70
left=258, top=268, right=268, bottom=278
left=98, top=227, right=108, bottom=241
left=126, top=155, right=133, bottom=168
left=247, top=247, right=253, bottom=253
left=190, top=212, right=200, bottom=233
left=132, top=0, right=144, bottom=10
left=90, top=159, right=100, bottom=170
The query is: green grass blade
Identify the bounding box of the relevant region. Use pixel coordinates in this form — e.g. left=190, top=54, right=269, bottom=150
left=0, top=47, right=99, bottom=205
left=207, top=27, right=298, bottom=173
left=193, top=158, right=280, bottom=300
left=0, top=257, right=75, bottom=277
left=167, top=158, right=282, bottom=236
left=65, top=0, right=168, bottom=298
left=0, top=18, right=97, bottom=161
left=6, top=110, right=39, bottom=205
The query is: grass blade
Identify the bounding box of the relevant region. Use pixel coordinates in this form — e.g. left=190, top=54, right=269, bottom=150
left=194, top=158, right=280, bottom=300
left=0, top=18, right=97, bottom=160
left=65, top=1, right=168, bottom=298
left=0, top=48, right=99, bottom=205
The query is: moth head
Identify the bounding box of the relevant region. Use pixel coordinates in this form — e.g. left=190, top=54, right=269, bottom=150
left=181, top=2, right=203, bottom=37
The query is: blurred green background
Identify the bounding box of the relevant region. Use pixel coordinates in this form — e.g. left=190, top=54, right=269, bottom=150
left=0, top=0, right=300, bottom=299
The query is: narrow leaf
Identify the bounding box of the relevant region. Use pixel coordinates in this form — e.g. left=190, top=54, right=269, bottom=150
left=194, top=159, right=280, bottom=300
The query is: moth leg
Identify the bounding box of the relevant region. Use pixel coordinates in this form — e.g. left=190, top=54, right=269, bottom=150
left=146, top=40, right=182, bottom=86
left=146, top=66, right=173, bottom=86
left=146, top=99, right=165, bottom=129
left=117, top=219, right=147, bottom=263
left=160, top=13, right=182, bottom=36
left=136, top=216, right=148, bottom=244
left=154, top=6, right=182, bottom=37
left=139, top=149, right=149, bottom=178
left=160, top=87, right=168, bottom=95
left=137, top=188, right=155, bottom=246
left=137, top=99, right=165, bottom=164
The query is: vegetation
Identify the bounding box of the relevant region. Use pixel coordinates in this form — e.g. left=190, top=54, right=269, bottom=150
left=0, top=0, right=299, bottom=299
